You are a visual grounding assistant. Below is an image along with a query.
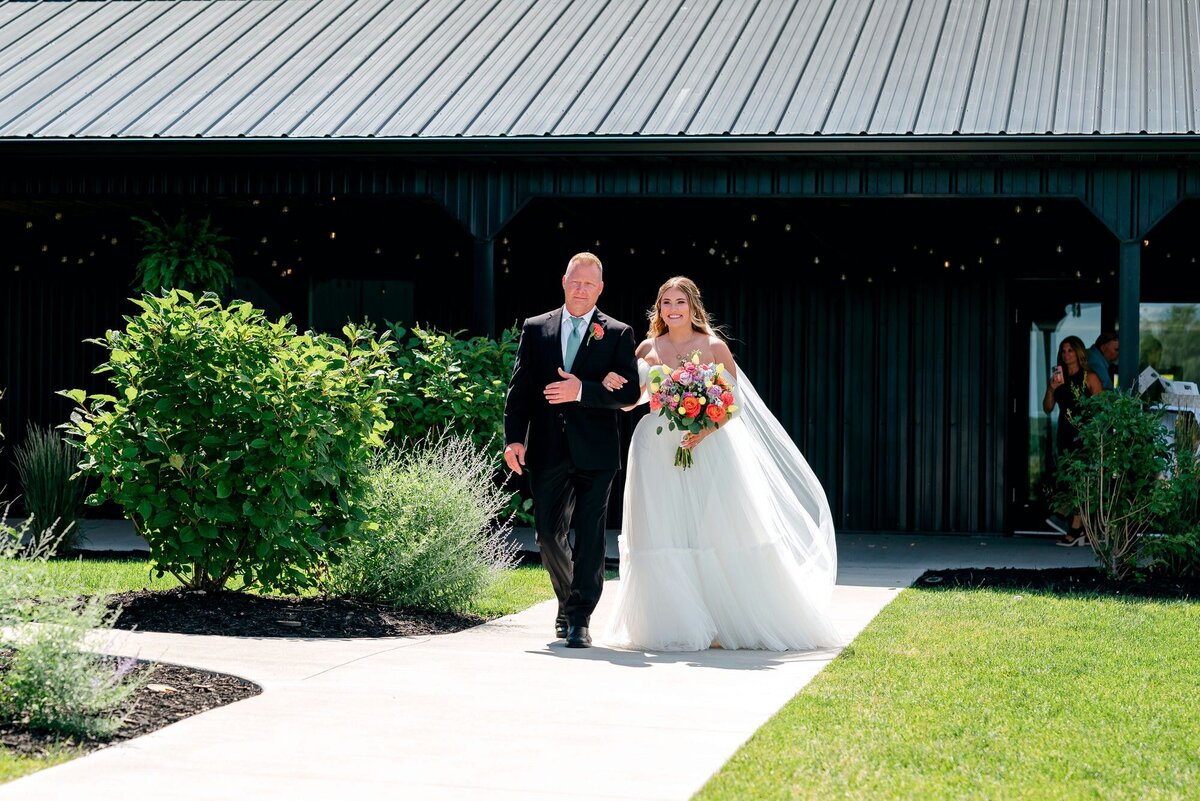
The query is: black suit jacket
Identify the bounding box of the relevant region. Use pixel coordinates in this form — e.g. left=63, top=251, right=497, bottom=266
left=504, top=308, right=640, bottom=471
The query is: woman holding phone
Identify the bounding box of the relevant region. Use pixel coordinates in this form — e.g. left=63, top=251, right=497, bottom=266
left=1043, top=335, right=1104, bottom=546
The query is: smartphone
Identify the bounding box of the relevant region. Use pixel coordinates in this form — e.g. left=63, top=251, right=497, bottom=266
left=1052, top=365, right=1063, bottom=381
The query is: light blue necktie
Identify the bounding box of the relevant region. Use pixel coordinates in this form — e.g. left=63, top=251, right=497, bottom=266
left=563, top=315, right=585, bottom=372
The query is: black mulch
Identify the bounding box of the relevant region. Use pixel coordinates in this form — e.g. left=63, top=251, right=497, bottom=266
left=914, top=566, right=1199, bottom=599
left=105, top=588, right=486, bottom=638
left=1, top=661, right=261, bottom=760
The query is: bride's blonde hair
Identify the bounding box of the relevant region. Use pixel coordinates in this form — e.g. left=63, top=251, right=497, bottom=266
left=646, top=276, right=720, bottom=339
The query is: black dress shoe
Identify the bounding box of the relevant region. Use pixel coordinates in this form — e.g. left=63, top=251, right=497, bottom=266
left=565, top=625, right=592, bottom=648
left=555, top=614, right=569, bottom=639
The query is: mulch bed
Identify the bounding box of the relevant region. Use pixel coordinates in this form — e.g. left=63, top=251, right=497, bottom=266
left=106, top=588, right=486, bottom=638
left=915, top=566, right=1200, bottom=599
left=1, top=661, right=260, bottom=760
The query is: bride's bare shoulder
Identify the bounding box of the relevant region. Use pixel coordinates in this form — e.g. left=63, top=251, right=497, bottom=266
left=635, top=338, right=657, bottom=362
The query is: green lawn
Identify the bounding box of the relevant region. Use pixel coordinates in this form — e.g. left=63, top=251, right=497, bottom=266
left=7, top=557, right=182, bottom=595
left=696, top=587, right=1200, bottom=801
left=0, top=749, right=78, bottom=784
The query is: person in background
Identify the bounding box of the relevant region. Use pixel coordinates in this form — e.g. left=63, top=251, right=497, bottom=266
left=1087, top=331, right=1119, bottom=391
left=1044, top=336, right=1104, bottom=546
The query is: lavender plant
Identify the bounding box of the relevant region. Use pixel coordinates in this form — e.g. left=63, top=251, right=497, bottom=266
left=0, top=512, right=143, bottom=739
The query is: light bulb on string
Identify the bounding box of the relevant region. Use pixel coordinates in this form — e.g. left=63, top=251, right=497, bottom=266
left=1075, top=270, right=1083, bottom=278
left=557, top=221, right=564, bottom=229
left=750, top=213, right=757, bottom=222
left=891, top=266, right=898, bottom=273
left=24, top=221, right=32, bottom=229
left=88, top=251, right=95, bottom=257
left=40, top=244, right=48, bottom=252
left=111, top=237, right=118, bottom=245
left=60, top=255, right=67, bottom=263
left=813, top=256, right=820, bottom=264
left=629, top=247, right=635, bottom=255
left=252, top=249, right=259, bottom=256
left=414, top=253, right=421, bottom=261
left=1014, top=204, right=1022, bottom=214
left=839, top=273, right=847, bottom=281
left=594, top=240, right=601, bottom=247
left=281, top=205, right=289, bottom=213
left=742, top=240, right=749, bottom=248
left=252, top=199, right=260, bottom=207
left=959, top=264, right=965, bottom=271
left=660, top=248, right=666, bottom=255
left=708, top=247, right=716, bottom=255
left=1143, top=239, right=1150, bottom=247
left=261, top=236, right=268, bottom=244
left=77, top=258, right=84, bottom=265
left=329, top=231, right=336, bottom=240
left=54, top=212, right=62, bottom=221
left=13, top=265, right=19, bottom=272
left=867, top=276, right=874, bottom=283
left=1056, top=244, right=1063, bottom=253
left=374, top=247, right=382, bottom=255
left=943, top=260, right=950, bottom=268
left=994, top=237, right=1001, bottom=245
left=784, top=223, right=792, bottom=232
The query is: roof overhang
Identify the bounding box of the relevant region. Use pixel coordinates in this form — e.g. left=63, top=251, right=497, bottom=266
left=4, top=135, right=1200, bottom=159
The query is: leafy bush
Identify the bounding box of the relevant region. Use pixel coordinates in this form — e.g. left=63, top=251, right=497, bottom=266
left=324, top=435, right=517, bottom=612
left=0, top=514, right=142, bottom=739
left=62, top=290, right=396, bottom=593
left=1056, top=391, right=1172, bottom=580
left=1145, top=432, right=1200, bottom=580
left=132, top=214, right=233, bottom=296
left=13, top=423, right=88, bottom=553
left=386, top=324, right=529, bottom=523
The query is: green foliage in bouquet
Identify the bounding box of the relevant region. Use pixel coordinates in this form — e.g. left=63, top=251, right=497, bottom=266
left=61, top=290, right=396, bottom=592
left=386, top=323, right=529, bottom=523
left=132, top=213, right=233, bottom=296
left=1055, top=390, right=1172, bottom=580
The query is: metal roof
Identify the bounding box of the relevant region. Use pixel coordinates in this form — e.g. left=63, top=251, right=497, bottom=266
left=1, top=0, right=1198, bottom=140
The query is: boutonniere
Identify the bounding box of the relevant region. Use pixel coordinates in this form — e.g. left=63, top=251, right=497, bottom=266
left=586, top=322, right=604, bottom=345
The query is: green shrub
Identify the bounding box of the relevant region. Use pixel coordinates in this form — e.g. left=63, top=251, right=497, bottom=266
left=386, top=324, right=529, bottom=523
left=325, top=435, right=517, bottom=612
left=61, top=290, right=396, bottom=593
left=1056, top=391, right=1172, bottom=580
left=0, top=514, right=142, bottom=739
left=132, top=213, right=233, bottom=296
left=13, top=423, right=88, bottom=553
left=1145, top=436, right=1200, bottom=580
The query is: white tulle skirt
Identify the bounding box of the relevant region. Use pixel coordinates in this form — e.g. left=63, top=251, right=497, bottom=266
left=602, top=412, right=844, bottom=652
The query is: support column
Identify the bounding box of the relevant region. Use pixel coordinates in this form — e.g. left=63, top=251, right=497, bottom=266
left=473, top=238, right=495, bottom=339
left=1117, top=239, right=1141, bottom=392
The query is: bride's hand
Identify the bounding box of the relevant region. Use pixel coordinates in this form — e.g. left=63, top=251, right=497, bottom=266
left=681, top=429, right=712, bottom=450
left=601, top=371, right=627, bottom=392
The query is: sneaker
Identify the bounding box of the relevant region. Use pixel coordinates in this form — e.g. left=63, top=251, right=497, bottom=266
left=1044, top=514, right=1070, bottom=535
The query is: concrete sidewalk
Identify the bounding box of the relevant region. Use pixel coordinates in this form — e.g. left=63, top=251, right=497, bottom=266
left=0, top=533, right=1097, bottom=801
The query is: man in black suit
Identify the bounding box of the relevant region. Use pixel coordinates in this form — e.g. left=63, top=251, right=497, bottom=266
left=503, top=252, right=640, bottom=648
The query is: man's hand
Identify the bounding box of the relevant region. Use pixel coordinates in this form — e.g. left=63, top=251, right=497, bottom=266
left=503, top=442, right=526, bottom=475
left=544, top=368, right=582, bottom=404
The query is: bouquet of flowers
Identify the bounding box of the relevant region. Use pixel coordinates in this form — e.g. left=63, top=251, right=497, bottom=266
left=647, top=352, right=739, bottom=469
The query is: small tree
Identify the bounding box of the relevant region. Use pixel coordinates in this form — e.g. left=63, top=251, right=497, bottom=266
left=61, top=290, right=396, bottom=592
left=132, top=214, right=233, bottom=296
left=1056, top=391, right=1172, bottom=580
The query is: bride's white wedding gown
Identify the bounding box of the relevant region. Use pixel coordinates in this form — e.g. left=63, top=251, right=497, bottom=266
left=603, top=360, right=843, bottom=652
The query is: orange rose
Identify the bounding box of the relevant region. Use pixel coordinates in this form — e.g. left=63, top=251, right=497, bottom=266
left=720, top=391, right=734, bottom=406
left=649, top=395, right=663, bottom=411
left=706, top=404, right=727, bottom=424
left=681, top=396, right=702, bottom=418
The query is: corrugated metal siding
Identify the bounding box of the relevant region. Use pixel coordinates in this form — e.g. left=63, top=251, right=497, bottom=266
left=1, top=0, right=1198, bottom=139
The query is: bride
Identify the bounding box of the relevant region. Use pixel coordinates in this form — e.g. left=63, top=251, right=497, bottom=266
left=598, top=276, right=842, bottom=652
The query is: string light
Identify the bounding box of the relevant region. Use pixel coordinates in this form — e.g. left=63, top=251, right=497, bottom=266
left=414, top=253, right=421, bottom=260
left=24, top=221, right=32, bottom=229
left=1143, top=239, right=1150, bottom=247
left=54, top=212, right=62, bottom=221
left=994, top=237, right=1001, bottom=245
left=40, top=244, right=48, bottom=252
left=594, top=240, right=600, bottom=247
left=742, top=240, right=749, bottom=248
left=252, top=199, right=261, bottom=207
left=260, top=236, right=268, bottom=244
left=943, top=260, right=950, bottom=268
left=12, top=265, right=19, bottom=272
left=839, top=273, right=847, bottom=281
left=708, top=247, right=716, bottom=255
left=329, top=231, right=336, bottom=240
left=374, top=247, right=382, bottom=255
left=784, top=223, right=792, bottom=232
left=1075, top=270, right=1083, bottom=278
left=60, top=255, right=67, bottom=263
left=557, top=221, right=564, bottom=229
left=750, top=213, right=757, bottom=222
left=1014, top=204, right=1022, bottom=214
left=1035, top=205, right=1042, bottom=214
left=1055, top=244, right=1063, bottom=253
left=281, top=205, right=289, bottom=213
left=629, top=247, right=635, bottom=254
left=813, top=256, right=820, bottom=264
left=110, top=237, right=118, bottom=245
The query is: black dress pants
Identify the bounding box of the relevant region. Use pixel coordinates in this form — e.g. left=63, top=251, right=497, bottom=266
left=527, top=452, right=615, bottom=627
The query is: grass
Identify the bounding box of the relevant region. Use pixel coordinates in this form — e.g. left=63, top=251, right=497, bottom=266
left=695, top=587, right=1200, bottom=801
left=0, top=748, right=79, bottom=783
left=469, top=564, right=556, bottom=618
left=4, top=557, right=182, bottom=595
